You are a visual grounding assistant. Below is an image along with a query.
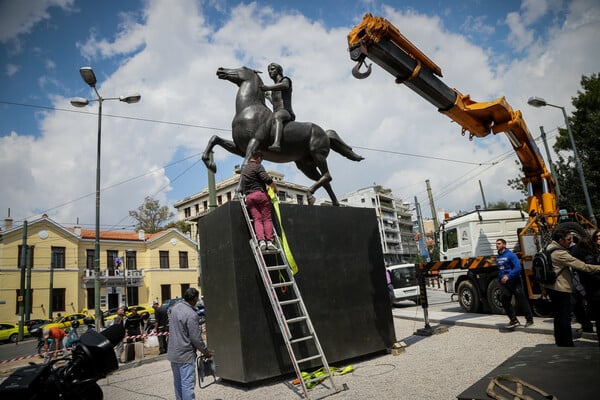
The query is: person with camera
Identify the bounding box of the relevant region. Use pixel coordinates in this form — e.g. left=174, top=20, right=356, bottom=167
left=168, top=287, right=213, bottom=400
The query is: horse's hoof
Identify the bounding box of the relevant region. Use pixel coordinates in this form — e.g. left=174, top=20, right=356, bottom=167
left=307, top=195, right=316, bottom=205
left=268, top=145, right=281, bottom=152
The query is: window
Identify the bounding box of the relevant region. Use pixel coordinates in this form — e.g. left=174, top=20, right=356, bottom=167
left=15, top=289, right=33, bottom=315
left=126, top=251, right=137, bottom=270
left=217, top=195, right=222, bottom=205
left=184, top=207, right=191, bottom=218
left=52, top=288, right=66, bottom=312
left=203, top=200, right=208, bottom=211
left=107, top=250, right=118, bottom=276
left=444, top=228, right=458, bottom=251
left=226, top=191, right=232, bottom=201
left=51, top=247, right=66, bottom=269
left=278, top=191, right=286, bottom=202
left=160, top=251, right=170, bottom=269
left=195, top=204, right=199, bottom=215
left=86, top=288, right=95, bottom=309
left=86, top=249, right=94, bottom=270
left=181, top=283, right=190, bottom=296
left=161, top=285, right=171, bottom=303
left=179, top=251, right=189, bottom=269
left=296, top=194, right=304, bottom=204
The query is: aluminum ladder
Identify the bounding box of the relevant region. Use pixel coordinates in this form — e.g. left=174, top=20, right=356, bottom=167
left=239, top=198, right=343, bottom=399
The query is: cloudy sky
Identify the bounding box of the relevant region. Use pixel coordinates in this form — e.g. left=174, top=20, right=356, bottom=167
left=1, top=0, right=598, bottom=231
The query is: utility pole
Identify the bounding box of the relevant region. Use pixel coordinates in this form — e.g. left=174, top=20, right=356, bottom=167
left=49, top=251, right=55, bottom=318
left=478, top=180, right=488, bottom=209
left=539, top=126, right=561, bottom=200
left=425, top=179, right=439, bottom=233
left=25, top=243, right=32, bottom=321
left=414, top=196, right=430, bottom=262
left=18, top=221, right=28, bottom=341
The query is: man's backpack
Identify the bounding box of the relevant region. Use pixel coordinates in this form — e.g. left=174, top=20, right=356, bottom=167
left=532, top=247, right=567, bottom=284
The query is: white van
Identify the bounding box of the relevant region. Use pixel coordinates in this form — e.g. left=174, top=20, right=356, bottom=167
left=386, top=264, right=420, bottom=304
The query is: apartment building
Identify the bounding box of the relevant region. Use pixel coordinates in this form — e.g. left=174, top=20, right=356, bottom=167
left=341, top=186, right=418, bottom=264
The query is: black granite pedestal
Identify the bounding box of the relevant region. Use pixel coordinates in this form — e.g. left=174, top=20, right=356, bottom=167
left=196, top=201, right=396, bottom=384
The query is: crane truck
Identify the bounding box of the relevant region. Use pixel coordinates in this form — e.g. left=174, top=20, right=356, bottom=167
left=347, top=14, right=596, bottom=315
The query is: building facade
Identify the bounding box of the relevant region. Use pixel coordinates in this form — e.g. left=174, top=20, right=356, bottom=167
left=174, top=167, right=311, bottom=239
left=0, top=217, right=198, bottom=323
left=341, top=186, right=418, bottom=265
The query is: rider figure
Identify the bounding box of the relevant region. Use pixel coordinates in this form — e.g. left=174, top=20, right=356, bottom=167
left=261, top=63, right=295, bottom=152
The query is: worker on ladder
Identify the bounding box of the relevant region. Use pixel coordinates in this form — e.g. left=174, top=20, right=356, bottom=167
left=241, top=150, right=278, bottom=252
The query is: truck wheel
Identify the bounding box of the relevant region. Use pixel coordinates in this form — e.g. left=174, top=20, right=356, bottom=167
left=486, top=280, right=505, bottom=315
left=458, top=281, right=481, bottom=313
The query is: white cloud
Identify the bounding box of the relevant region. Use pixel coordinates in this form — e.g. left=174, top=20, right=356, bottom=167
left=5, top=63, right=19, bottom=76
left=1, top=0, right=598, bottom=226
left=0, top=0, right=76, bottom=44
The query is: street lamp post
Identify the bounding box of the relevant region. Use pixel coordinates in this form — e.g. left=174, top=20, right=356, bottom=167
left=71, top=67, right=140, bottom=330
left=527, top=96, right=597, bottom=226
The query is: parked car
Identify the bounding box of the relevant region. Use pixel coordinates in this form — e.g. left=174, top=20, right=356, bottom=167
left=30, top=313, right=89, bottom=336
left=104, top=305, right=154, bottom=327
left=387, top=263, right=420, bottom=304
left=25, top=318, right=52, bottom=331
left=0, top=322, right=29, bottom=343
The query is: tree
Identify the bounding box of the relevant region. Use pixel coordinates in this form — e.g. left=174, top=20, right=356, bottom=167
left=552, top=73, right=600, bottom=222
left=165, top=220, right=191, bottom=234
left=129, top=196, right=175, bottom=233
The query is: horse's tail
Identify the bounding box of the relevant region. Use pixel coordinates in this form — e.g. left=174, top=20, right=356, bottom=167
left=327, top=130, right=364, bottom=162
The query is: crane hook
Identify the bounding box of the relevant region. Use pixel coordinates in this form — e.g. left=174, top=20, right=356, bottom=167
left=352, top=59, right=372, bottom=79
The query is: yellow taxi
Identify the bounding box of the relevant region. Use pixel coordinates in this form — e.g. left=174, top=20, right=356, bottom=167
left=0, top=322, right=29, bottom=343
left=37, top=313, right=89, bottom=331
left=104, top=305, right=154, bottom=327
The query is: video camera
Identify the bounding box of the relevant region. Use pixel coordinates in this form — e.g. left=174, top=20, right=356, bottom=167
left=0, top=324, right=124, bottom=400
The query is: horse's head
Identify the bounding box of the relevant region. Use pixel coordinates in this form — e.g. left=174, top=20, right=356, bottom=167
left=216, top=66, right=262, bottom=87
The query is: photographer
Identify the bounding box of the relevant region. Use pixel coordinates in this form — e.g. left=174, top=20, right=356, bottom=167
left=168, top=288, right=213, bottom=400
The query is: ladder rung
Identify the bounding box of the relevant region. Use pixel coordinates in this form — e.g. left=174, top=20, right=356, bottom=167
left=286, top=316, right=307, bottom=324
left=290, top=335, right=313, bottom=344
left=272, top=282, right=293, bottom=288
left=296, top=354, right=322, bottom=364
left=279, top=298, right=300, bottom=306
left=266, top=265, right=288, bottom=271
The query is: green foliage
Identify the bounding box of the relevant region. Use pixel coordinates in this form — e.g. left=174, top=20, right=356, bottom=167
left=553, top=73, right=600, bottom=221
left=129, top=196, right=175, bottom=233
left=506, top=160, right=527, bottom=196
left=165, top=220, right=191, bottom=234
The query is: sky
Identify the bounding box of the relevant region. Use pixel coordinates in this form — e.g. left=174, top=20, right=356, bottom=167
left=1, top=0, right=599, bottom=231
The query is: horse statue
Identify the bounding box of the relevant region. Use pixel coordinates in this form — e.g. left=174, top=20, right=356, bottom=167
left=202, top=66, right=363, bottom=206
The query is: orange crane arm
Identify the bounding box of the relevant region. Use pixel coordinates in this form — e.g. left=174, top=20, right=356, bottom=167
left=348, top=14, right=557, bottom=224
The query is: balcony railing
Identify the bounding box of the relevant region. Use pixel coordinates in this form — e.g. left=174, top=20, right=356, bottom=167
left=82, top=269, right=144, bottom=288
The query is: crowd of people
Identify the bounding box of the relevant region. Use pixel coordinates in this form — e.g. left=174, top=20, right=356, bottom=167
left=497, top=229, right=600, bottom=347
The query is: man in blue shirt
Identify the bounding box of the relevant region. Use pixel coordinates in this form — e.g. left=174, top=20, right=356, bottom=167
left=496, top=238, right=534, bottom=329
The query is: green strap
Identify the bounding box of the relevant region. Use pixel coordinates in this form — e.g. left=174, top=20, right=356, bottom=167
left=267, top=187, right=299, bottom=275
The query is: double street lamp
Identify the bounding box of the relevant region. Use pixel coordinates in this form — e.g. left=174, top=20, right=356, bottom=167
left=71, top=67, right=140, bottom=330
left=527, top=96, right=597, bottom=226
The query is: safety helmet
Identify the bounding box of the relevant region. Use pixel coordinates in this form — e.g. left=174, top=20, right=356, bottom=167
left=71, top=320, right=80, bottom=329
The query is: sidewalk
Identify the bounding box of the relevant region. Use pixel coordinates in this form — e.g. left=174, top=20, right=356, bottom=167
left=392, top=302, right=598, bottom=341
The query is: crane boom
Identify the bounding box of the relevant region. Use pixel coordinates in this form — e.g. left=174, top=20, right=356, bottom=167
left=347, top=13, right=557, bottom=225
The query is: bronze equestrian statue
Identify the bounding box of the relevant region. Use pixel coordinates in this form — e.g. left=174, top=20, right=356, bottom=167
left=202, top=66, right=363, bottom=206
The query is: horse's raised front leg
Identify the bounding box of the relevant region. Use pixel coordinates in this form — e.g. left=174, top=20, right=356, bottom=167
left=202, top=135, right=244, bottom=173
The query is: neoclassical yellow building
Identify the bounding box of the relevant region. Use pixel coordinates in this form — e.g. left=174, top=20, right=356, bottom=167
left=0, top=216, right=199, bottom=323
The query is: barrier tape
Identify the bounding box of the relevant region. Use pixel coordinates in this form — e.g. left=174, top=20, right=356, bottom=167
left=0, top=331, right=170, bottom=365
